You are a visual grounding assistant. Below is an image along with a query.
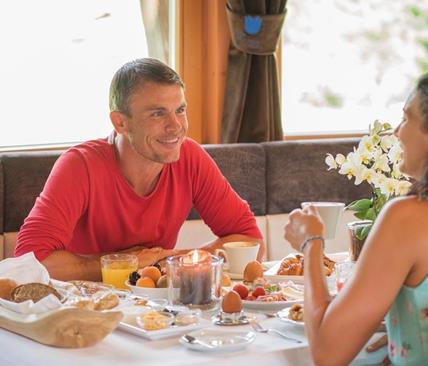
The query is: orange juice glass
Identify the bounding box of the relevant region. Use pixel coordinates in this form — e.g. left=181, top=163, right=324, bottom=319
left=101, top=254, right=138, bottom=289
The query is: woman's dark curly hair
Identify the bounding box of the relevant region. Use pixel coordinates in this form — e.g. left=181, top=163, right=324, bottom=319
left=408, top=73, right=428, bottom=198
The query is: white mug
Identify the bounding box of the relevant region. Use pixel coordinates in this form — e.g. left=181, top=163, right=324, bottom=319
left=215, top=241, right=260, bottom=275
left=301, top=202, right=345, bottom=240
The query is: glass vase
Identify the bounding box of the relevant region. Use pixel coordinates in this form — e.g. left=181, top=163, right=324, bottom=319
left=347, top=220, right=372, bottom=261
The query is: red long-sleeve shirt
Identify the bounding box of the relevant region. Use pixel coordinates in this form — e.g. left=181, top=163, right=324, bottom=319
left=15, top=136, right=262, bottom=260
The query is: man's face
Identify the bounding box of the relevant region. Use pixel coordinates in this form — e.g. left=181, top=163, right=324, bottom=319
left=122, top=82, right=188, bottom=164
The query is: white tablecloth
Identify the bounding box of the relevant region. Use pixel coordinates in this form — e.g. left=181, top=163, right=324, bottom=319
left=0, top=315, right=387, bottom=366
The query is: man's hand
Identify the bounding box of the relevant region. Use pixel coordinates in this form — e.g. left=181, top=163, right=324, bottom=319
left=131, top=247, right=178, bottom=268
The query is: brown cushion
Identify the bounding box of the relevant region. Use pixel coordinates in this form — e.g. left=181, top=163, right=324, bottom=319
left=186, top=143, right=266, bottom=219
left=1, top=151, right=62, bottom=232
left=262, top=139, right=372, bottom=214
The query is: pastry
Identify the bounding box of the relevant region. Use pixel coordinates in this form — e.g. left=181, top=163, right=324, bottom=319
left=93, top=291, right=120, bottom=310
left=69, top=280, right=111, bottom=296
left=277, top=255, right=335, bottom=276
left=0, top=278, right=18, bottom=300
left=289, top=303, right=304, bottom=321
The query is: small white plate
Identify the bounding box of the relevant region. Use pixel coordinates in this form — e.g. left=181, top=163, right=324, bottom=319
left=242, top=299, right=301, bottom=312
left=117, top=317, right=211, bottom=341
left=179, top=329, right=255, bottom=352
left=126, top=280, right=169, bottom=299
left=276, top=307, right=304, bottom=327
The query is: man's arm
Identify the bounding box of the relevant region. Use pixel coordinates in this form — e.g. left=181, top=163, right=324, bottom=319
left=203, top=234, right=266, bottom=261
left=42, top=246, right=179, bottom=281
left=42, top=250, right=102, bottom=281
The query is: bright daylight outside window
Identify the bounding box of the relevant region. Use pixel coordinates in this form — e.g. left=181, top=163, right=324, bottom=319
left=282, top=0, right=428, bottom=136
left=0, top=0, right=173, bottom=148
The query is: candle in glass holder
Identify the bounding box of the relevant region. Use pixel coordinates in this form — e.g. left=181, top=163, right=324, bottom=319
left=179, top=250, right=212, bottom=305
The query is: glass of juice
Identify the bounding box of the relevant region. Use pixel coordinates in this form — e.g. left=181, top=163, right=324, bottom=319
left=335, top=261, right=355, bottom=292
left=100, top=253, right=138, bottom=289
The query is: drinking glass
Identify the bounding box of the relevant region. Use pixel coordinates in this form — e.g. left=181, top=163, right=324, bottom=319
left=100, top=253, right=138, bottom=289
left=335, top=261, right=355, bottom=292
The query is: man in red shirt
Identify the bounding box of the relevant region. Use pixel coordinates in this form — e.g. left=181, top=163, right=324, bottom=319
left=15, top=58, right=264, bottom=281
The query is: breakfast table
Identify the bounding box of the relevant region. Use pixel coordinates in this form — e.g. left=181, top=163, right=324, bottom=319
left=0, top=252, right=388, bottom=365
left=0, top=312, right=387, bottom=366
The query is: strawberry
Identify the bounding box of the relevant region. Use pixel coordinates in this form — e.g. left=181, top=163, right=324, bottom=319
left=252, top=286, right=266, bottom=298
left=232, top=283, right=249, bottom=299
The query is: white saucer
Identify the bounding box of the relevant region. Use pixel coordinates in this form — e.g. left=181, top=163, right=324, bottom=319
left=179, top=329, right=255, bottom=352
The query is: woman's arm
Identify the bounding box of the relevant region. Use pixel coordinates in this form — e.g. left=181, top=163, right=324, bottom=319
left=284, top=198, right=421, bottom=365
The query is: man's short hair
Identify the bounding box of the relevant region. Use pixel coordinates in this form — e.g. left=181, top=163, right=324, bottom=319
left=109, top=58, right=184, bottom=116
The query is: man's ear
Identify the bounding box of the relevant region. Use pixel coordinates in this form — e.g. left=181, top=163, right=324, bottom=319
left=110, top=111, right=129, bottom=134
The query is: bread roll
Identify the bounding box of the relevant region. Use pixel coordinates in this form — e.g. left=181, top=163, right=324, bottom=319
left=0, top=278, right=18, bottom=300
left=11, top=283, right=61, bottom=303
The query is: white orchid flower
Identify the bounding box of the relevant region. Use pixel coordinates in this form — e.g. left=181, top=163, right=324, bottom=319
left=360, top=167, right=376, bottom=184
left=380, top=135, right=395, bottom=152
left=357, top=149, right=373, bottom=165
left=388, top=142, right=402, bottom=164
left=338, top=152, right=362, bottom=180
left=391, top=163, right=403, bottom=179
left=371, top=133, right=381, bottom=146
left=359, top=135, right=375, bottom=153
left=336, top=154, right=346, bottom=165
left=395, top=180, right=412, bottom=195
left=379, top=178, right=396, bottom=197
left=372, top=172, right=386, bottom=189
left=326, top=120, right=410, bottom=224
left=325, top=154, right=337, bottom=170
left=373, top=154, right=391, bottom=173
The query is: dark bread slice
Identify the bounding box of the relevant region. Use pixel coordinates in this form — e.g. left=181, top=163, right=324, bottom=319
left=11, top=283, right=61, bottom=303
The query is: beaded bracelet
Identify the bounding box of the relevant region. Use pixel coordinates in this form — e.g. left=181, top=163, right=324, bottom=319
left=299, top=236, right=325, bottom=253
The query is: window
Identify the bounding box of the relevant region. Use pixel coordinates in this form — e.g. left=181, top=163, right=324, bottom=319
left=0, top=0, right=174, bottom=148
left=281, top=1, right=428, bottom=136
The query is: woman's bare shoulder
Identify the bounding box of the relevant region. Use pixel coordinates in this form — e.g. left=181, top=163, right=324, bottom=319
left=379, top=195, right=428, bottom=232
left=383, top=195, right=428, bottom=212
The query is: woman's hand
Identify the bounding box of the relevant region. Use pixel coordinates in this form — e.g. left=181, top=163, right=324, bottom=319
left=283, top=205, right=325, bottom=251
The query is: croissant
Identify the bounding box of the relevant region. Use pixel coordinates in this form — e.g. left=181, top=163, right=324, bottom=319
left=277, top=254, right=336, bottom=276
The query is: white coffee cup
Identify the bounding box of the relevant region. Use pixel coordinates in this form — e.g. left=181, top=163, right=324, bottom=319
left=301, top=202, right=345, bottom=240
left=215, top=241, right=260, bottom=274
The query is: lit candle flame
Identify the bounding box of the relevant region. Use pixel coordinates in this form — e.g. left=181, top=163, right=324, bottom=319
left=192, top=249, right=200, bottom=263
left=181, top=249, right=210, bottom=265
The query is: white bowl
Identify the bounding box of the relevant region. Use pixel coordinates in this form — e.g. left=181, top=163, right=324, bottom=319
left=125, top=280, right=169, bottom=299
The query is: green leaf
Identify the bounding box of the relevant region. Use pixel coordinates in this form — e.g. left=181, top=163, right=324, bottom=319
left=355, top=223, right=372, bottom=241
left=365, top=208, right=377, bottom=221
left=347, top=199, right=372, bottom=211
left=361, top=224, right=372, bottom=239
left=354, top=211, right=368, bottom=220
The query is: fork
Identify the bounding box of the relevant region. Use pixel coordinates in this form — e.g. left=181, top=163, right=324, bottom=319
left=249, top=319, right=302, bottom=343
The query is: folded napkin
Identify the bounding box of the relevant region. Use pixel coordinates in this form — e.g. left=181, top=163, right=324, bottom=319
left=0, top=252, right=63, bottom=314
